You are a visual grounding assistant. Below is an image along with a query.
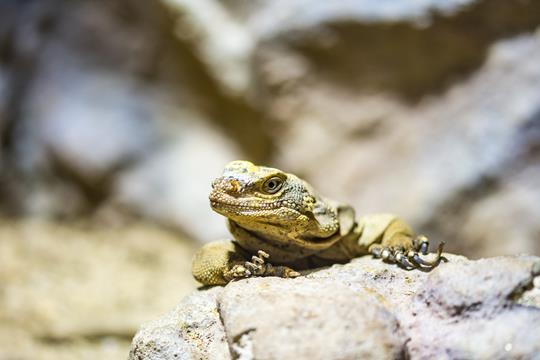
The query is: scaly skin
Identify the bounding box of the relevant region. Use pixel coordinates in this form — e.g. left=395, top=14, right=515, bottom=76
left=192, top=160, right=445, bottom=285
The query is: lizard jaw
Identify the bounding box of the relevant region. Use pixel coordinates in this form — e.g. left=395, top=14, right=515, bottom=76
left=209, top=189, right=303, bottom=221
left=210, top=190, right=281, bottom=212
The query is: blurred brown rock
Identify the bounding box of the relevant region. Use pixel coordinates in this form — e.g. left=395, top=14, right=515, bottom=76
left=0, top=220, right=198, bottom=359
left=0, top=0, right=539, bottom=251
left=235, top=0, right=540, bottom=258
left=0, top=0, right=248, bottom=240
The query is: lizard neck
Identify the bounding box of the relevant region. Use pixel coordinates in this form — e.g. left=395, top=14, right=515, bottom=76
left=228, top=220, right=342, bottom=262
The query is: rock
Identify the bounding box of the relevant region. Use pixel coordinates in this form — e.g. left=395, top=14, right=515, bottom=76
left=236, top=0, right=540, bottom=258
left=407, top=256, right=540, bottom=359
left=219, top=278, right=405, bottom=359
left=129, top=254, right=540, bottom=360
left=129, top=287, right=229, bottom=360
left=3, top=0, right=539, bottom=257
left=5, top=0, right=180, bottom=183
left=0, top=66, right=9, bottom=138
left=455, top=165, right=540, bottom=257
left=161, top=0, right=255, bottom=96
left=113, top=122, right=241, bottom=242
left=242, top=0, right=540, bottom=97
left=0, top=220, right=198, bottom=360
left=224, top=0, right=477, bottom=38
left=0, top=0, right=247, bottom=241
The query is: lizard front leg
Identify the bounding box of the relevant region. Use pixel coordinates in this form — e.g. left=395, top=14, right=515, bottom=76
left=192, top=240, right=300, bottom=286
left=240, top=250, right=300, bottom=279
left=367, top=218, right=445, bottom=270
left=350, top=214, right=445, bottom=270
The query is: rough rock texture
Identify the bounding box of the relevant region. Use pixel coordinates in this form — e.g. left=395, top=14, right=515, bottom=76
left=407, top=258, right=540, bottom=359
left=128, top=287, right=229, bottom=360
left=219, top=278, right=405, bottom=359
left=129, top=254, right=540, bottom=360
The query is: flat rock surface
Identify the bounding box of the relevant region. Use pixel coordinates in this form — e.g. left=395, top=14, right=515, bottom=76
left=129, top=254, right=540, bottom=360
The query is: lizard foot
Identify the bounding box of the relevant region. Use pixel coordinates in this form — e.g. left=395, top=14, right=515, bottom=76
left=226, top=250, right=301, bottom=281
left=245, top=250, right=271, bottom=276
left=371, top=237, right=446, bottom=270
left=245, top=250, right=301, bottom=278
left=223, top=264, right=252, bottom=281
left=222, top=250, right=270, bottom=281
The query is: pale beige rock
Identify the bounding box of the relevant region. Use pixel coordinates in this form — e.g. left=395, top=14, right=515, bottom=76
left=129, top=287, right=229, bottom=360
left=129, top=254, right=540, bottom=360
left=407, top=256, right=540, bottom=359
left=219, top=277, right=405, bottom=360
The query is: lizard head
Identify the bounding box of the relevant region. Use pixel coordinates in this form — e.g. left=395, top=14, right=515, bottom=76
left=209, top=160, right=354, bottom=241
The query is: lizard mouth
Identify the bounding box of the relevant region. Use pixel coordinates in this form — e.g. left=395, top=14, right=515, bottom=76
left=209, top=189, right=287, bottom=214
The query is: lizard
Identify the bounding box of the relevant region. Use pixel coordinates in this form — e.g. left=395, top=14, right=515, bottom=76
left=192, top=160, right=445, bottom=286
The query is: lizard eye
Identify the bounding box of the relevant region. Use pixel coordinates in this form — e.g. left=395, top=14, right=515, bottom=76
left=262, top=176, right=283, bottom=194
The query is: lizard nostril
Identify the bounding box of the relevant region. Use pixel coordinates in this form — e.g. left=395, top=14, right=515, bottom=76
left=211, top=177, right=244, bottom=194
left=229, top=179, right=241, bottom=193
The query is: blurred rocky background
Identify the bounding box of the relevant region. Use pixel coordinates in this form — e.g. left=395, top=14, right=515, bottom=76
left=0, top=0, right=539, bottom=359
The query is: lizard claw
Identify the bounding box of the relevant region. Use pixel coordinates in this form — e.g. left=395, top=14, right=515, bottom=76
left=247, top=250, right=301, bottom=279
left=245, top=261, right=265, bottom=275
left=413, top=235, right=429, bottom=255
left=285, top=269, right=301, bottom=278
left=408, top=241, right=446, bottom=268
left=244, top=250, right=272, bottom=275
left=370, top=239, right=446, bottom=271
left=224, top=264, right=252, bottom=281
left=395, top=251, right=415, bottom=269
